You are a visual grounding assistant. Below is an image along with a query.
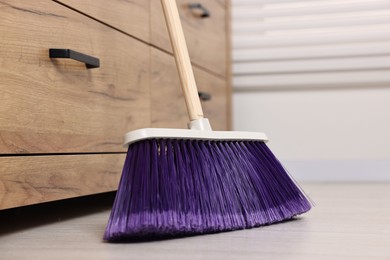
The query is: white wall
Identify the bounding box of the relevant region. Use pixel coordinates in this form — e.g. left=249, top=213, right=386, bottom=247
left=232, top=0, right=390, bottom=181
left=233, top=88, right=390, bottom=181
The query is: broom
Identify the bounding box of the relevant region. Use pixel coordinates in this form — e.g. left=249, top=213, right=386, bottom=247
left=104, top=0, right=311, bottom=241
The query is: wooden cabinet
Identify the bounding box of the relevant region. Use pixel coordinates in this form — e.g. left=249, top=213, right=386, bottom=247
left=0, top=154, right=126, bottom=209
left=0, top=0, right=231, bottom=210
left=0, top=0, right=150, bottom=154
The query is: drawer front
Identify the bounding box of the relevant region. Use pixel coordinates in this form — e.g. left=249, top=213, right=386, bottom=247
left=151, top=0, right=227, bottom=77
left=151, top=49, right=228, bottom=131
left=0, top=154, right=124, bottom=210
left=0, top=0, right=150, bottom=154
left=55, top=0, right=150, bottom=42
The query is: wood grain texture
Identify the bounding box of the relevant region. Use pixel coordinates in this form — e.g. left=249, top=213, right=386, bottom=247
left=1, top=183, right=389, bottom=259
left=151, top=0, right=227, bottom=77
left=151, top=48, right=228, bottom=130
left=161, top=0, right=204, bottom=121
left=0, top=0, right=150, bottom=154
left=0, top=154, right=125, bottom=210
left=55, top=0, right=150, bottom=42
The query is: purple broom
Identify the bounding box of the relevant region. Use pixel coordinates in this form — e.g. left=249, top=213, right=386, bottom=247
left=104, top=0, right=311, bottom=241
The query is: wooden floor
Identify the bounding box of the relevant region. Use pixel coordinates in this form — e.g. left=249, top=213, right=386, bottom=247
left=1, top=183, right=389, bottom=260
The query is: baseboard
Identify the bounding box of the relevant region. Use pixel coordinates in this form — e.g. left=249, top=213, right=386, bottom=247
left=283, top=159, right=390, bottom=182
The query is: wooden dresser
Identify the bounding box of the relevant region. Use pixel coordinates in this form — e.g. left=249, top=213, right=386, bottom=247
left=0, top=0, right=231, bottom=210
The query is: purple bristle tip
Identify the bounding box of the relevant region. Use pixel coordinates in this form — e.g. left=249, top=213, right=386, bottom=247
left=104, top=139, right=311, bottom=241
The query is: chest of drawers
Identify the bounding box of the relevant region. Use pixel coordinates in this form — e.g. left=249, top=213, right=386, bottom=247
left=0, top=0, right=231, bottom=210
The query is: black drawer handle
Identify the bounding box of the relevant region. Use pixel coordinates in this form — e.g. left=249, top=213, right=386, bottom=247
left=49, top=49, right=100, bottom=69
left=189, top=3, right=210, bottom=18
left=198, top=91, right=211, bottom=101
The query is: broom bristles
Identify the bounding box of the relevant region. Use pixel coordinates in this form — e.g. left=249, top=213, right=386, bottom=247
left=104, top=139, right=311, bottom=241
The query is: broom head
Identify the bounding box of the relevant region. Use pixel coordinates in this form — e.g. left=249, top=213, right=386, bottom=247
left=104, top=122, right=312, bottom=241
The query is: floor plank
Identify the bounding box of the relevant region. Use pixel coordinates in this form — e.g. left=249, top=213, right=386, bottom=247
left=0, top=183, right=389, bottom=260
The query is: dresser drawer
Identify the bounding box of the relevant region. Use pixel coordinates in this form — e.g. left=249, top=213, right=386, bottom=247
left=56, top=0, right=150, bottom=42
left=0, top=154, right=124, bottom=210
left=151, top=49, right=228, bottom=131
left=0, top=0, right=150, bottom=154
left=151, top=0, right=227, bottom=77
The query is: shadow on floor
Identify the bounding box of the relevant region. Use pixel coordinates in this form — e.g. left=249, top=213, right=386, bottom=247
left=0, top=192, right=116, bottom=236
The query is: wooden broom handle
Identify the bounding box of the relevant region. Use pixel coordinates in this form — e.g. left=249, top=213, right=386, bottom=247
left=161, top=0, right=204, bottom=121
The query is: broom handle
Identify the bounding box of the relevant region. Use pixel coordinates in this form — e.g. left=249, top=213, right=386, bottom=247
left=161, top=0, right=204, bottom=121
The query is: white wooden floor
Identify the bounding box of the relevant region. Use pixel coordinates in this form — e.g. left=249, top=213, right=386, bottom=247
left=1, top=183, right=389, bottom=260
